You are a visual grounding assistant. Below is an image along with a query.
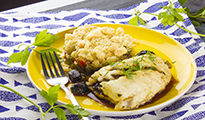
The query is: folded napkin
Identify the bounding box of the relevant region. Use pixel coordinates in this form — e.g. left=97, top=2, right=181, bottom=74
left=1, top=0, right=205, bottom=119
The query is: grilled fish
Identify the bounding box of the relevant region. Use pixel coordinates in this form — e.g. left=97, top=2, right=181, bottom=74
left=86, top=54, right=172, bottom=110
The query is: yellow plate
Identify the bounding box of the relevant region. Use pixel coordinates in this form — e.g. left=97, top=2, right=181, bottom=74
left=26, top=24, right=196, bottom=116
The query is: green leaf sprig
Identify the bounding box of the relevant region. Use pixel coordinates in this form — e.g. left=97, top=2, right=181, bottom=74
left=129, top=1, right=205, bottom=37
left=178, top=0, right=205, bottom=26
left=158, top=2, right=185, bottom=26
left=129, top=9, right=147, bottom=26
left=5, top=29, right=91, bottom=119
left=0, top=84, right=90, bottom=120
left=40, top=85, right=90, bottom=120
left=178, top=0, right=187, bottom=7
left=7, top=29, right=60, bottom=66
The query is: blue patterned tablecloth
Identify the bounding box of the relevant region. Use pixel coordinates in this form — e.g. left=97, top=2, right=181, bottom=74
left=1, top=0, right=205, bottom=119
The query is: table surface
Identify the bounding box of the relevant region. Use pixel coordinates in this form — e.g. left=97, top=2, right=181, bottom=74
left=44, top=0, right=205, bottom=41
left=0, top=0, right=205, bottom=120
left=4, top=0, right=202, bottom=40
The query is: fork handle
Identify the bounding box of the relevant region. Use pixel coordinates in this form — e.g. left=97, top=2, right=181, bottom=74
left=60, top=85, right=92, bottom=120
left=60, top=84, right=80, bottom=106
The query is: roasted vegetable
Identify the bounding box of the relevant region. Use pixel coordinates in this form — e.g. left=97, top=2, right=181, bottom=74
left=64, top=54, right=74, bottom=65
left=137, top=50, right=155, bottom=56
left=68, top=69, right=82, bottom=83
left=70, top=82, right=91, bottom=95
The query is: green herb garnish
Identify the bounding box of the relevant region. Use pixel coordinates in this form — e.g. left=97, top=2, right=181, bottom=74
left=145, top=67, right=157, bottom=71
left=40, top=85, right=90, bottom=120
left=146, top=51, right=156, bottom=65
left=122, top=68, right=137, bottom=80
left=0, top=84, right=90, bottom=120
left=129, top=1, right=205, bottom=37
left=5, top=29, right=91, bottom=120
left=165, top=61, right=176, bottom=68
left=158, top=1, right=185, bottom=26
left=7, top=29, right=60, bottom=66
left=106, top=51, right=157, bottom=80
left=165, top=61, right=171, bottom=68
left=172, top=61, right=176, bottom=64
left=109, top=61, right=121, bottom=67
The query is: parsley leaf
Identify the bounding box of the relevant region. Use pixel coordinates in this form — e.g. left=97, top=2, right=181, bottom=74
left=6, top=29, right=90, bottom=120
left=21, top=47, right=30, bottom=66
left=178, top=0, right=187, bottom=6
left=191, top=19, right=202, bottom=26
left=7, top=29, right=60, bottom=66
left=129, top=10, right=146, bottom=26
left=197, top=6, right=205, bottom=16
left=0, top=83, right=91, bottom=120
left=158, top=2, right=186, bottom=27
left=53, top=107, right=67, bottom=120
left=40, top=84, right=60, bottom=106
left=60, top=104, right=91, bottom=119
left=129, top=1, right=205, bottom=37
left=7, top=51, right=24, bottom=65
left=33, top=29, right=60, bottom=47
left=40, top=85, right=90, bottom=119
left=129, top=16, right=139, bottom=26
left=7, top=47, right=31, bottom=66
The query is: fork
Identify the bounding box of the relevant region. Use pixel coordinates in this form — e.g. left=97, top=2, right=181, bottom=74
left=40, top=51, right=91, bottom=120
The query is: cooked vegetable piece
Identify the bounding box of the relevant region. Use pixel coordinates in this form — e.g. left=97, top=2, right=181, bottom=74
left=84, top=65, right=95, bottom=75
left=70, top=82, right=91, bottom=95
left=70, top=63, right=85, bottom=74
left=68, top=69, right=82, bottom=83
left=137, top=50, right=155, bottom=56
left=65, top=54, right=74, bottom=65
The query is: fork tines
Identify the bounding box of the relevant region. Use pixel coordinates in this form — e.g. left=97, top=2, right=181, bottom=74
left=40, top=51, right=66, bottom=79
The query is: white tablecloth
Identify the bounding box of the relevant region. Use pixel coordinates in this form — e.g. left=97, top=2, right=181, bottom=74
left=1, top=0, right=205, bottom=119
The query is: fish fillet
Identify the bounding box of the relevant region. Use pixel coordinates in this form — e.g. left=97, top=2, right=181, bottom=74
left=86, top=54, right=172, bottom=110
